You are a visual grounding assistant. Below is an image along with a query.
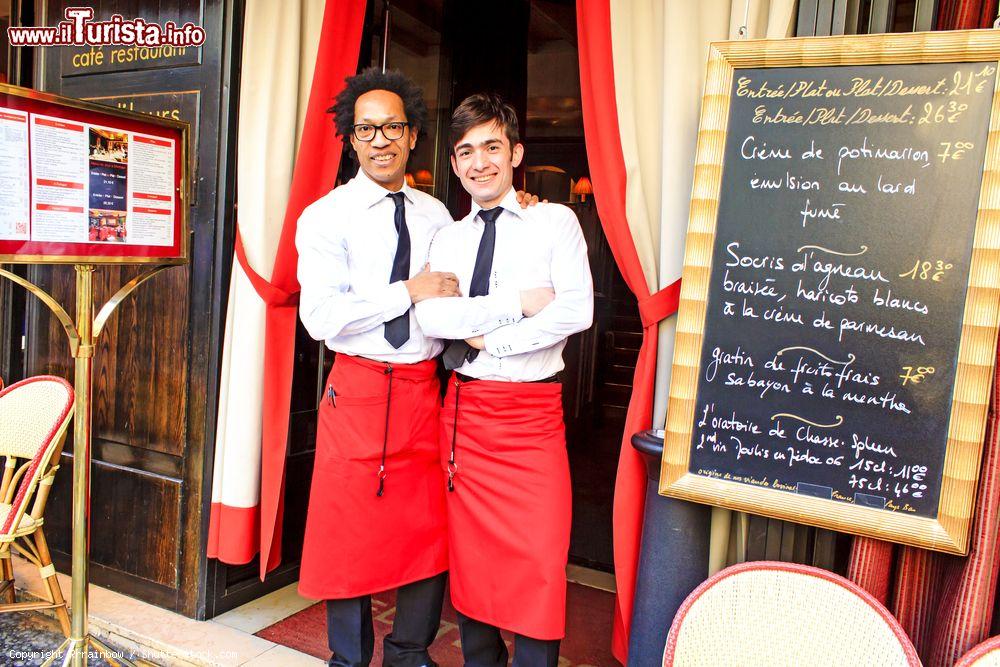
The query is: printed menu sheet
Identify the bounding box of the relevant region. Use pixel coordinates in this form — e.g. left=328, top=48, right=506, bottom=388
left=0, top=109, right=30, bottom=241
left=0, top=108, right=176, bottom=247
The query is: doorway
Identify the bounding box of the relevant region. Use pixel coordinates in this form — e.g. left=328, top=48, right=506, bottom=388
left=371, top=0, right=638, bottom=574
left=209, top=0, right=638, bottom=615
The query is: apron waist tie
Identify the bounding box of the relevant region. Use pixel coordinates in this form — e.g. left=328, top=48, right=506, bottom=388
left=378, top=363, right=393, bottom=497
left=455, top=371, right=561, bottom=384
left=448, top=378, right=461, bottom=492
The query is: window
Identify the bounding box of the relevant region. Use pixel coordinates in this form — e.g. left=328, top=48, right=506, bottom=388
left=374, top=0, right=447, bottom=200
left=524, top=0, right=586, bottom=204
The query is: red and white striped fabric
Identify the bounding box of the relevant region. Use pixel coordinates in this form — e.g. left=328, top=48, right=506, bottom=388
left=207, top=0, right=365, bottom=577
left=847, top=537, right=895, bottom=605
left=935, top=0, right=999, bottom=29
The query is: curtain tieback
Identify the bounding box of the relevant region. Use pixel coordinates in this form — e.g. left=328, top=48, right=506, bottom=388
left=638, top=278, right=681, bottom=329
left=234, top=223, right=300, bottom=307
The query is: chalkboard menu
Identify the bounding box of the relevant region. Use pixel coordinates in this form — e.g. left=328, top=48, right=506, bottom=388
left=661, top=32, right=1000, bottom=555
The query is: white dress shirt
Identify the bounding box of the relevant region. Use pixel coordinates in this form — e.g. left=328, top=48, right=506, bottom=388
left=296, top=169, right=452, bottom=363
left=415, top=188, right=594, bottom=381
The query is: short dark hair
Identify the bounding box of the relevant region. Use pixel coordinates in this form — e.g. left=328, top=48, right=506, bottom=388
left=449, top=93, right=519, bottom=152
left=329, top=67, right=428, bottom=145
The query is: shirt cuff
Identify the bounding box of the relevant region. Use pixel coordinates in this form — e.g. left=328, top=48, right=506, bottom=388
left=491, top=287, right=524, bottom=327
left=380, top=280, right=412, bottom=321
left=484, top=325, right=522, bottom=358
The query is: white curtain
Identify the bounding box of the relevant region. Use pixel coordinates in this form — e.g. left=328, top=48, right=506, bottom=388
left=638, top=0, right=798, bottom=574
left=608, top=2, right=666, bottom=293
left=606, top=1, right=796, bottom=295
left=209, top=0, right=325, bottom=561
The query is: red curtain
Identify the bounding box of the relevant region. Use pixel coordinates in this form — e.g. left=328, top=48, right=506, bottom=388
left=226, top=0, right=366, bottom=578
left=577, top=1, right=681, bottom=662
left=936, top=0, right=998, bottom=29
left=845, top=9, right=1000, bottom=665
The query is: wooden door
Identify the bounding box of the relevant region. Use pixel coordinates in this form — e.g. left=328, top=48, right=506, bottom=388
left=16, top=0, right=239, bottom=618
left=563, top=203, right=639, bottom=570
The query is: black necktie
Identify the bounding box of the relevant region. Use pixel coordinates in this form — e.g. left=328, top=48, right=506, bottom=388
left=443, top=207, right=503, bottom=370
left=384, top=192, right=410, bottom=348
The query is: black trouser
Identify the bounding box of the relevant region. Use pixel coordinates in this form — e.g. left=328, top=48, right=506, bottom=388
left=456, top=611, right=561, bottom=667
left=326, top=572, right=447, bottom=667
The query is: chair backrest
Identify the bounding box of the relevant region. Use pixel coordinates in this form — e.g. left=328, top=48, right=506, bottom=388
left=664, top=561, right=921, bottom=667
left=957, top=636, right=1000, bottom=667
left=0, top=376, right=74, bottom=535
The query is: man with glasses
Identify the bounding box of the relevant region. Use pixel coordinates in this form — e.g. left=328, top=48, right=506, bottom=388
left=296, top=66, right=455, bottom=667
left=296, top=68, right=540, bottom=667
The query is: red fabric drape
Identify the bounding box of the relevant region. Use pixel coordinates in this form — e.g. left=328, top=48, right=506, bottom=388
left=846, top=10, right=1000, bottom=665
left=207, top=0, right=366, bottom=577
left=936, top=0, right=998, bottom=29
left=577, top=1, right=681, bottom=661
left=256, top=0, right=366, bottom=578
left=847, top=537, right=894, bottom=604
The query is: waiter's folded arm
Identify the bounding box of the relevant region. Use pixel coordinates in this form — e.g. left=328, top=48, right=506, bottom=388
left=483, top=286, right=594, bottom=357
left=483, top=218, right=594, bottom=357
left=300, top=280, right=411, bottom=341
left=297, top=214, right=412, bottom=341
left=414, top=287, right=523, bottom=339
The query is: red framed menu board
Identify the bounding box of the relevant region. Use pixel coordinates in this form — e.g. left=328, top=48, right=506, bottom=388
left=0, top=84, right=188, bottom=264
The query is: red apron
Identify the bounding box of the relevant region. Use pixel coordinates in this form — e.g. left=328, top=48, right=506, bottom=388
left=299, top=355, right=448, bottom=599
left=440, top=375, right=571, bottom=640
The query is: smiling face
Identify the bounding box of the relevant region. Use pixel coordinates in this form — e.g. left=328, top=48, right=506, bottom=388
left=350, top=89, right=417, bottom=191
left=450, top=121, right=524, bottom=209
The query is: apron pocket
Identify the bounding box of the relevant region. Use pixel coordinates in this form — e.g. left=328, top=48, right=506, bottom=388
left=317, top=392, right=390, bottom=463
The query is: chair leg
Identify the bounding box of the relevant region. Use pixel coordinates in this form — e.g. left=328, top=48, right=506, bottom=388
left=33, top=530, right=70, bottom=637
left=0, top=551, right=15, bottom=604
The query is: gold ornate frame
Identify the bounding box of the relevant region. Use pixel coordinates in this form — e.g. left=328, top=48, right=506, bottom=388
left=660, top=30, right=1000, bottom=555
left=0, top=83, right=189, bottom=265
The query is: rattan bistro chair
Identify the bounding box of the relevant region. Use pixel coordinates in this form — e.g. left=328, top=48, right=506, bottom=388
left=0, top=376, right=74, bottom=636
left=957, top=636, right=1000, bottom=667
left=664, top=561, right=921, bottom=667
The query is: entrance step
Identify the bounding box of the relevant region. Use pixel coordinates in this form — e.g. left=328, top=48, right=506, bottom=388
left=566, top=564, right=616, bottom=593
left=12, top=556, right=320, bottom=666
left=254, top=572, right=617, bottom=665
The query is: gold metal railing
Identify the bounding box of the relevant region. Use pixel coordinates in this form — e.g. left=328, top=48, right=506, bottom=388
left=1, top=263, right=170, bottom=667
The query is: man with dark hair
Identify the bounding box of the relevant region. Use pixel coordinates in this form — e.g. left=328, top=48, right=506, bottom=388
left=415, top=93, right=594, bottom=666
left=296, top=71, right=542, bottom=667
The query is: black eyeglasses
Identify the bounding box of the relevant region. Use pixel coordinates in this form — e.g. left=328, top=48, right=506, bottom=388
left=352, top=122, right=410, bottom=142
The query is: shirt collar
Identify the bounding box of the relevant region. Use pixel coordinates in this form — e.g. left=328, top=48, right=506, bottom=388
left=469, top=188, right=523, bottom=223
left=352, top=168, right=416, bottom=209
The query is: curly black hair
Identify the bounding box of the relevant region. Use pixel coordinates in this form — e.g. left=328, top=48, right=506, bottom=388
left=328, top=67, right=428, bottom=146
